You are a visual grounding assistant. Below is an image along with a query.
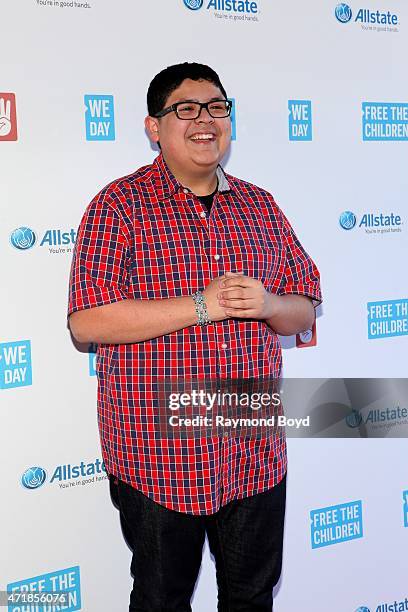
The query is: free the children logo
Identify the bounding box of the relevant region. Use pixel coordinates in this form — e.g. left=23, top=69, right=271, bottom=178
left=310, top=500, right=363, bottom=549
left=0, top=93, right=18, bottom=141
left=367, top=299, right=408, bottom=340
left=362, top=102, right=408, bottom=141
left=7, top=566, right=81, bottom=611
left=84, top=94, right=115, bottom=140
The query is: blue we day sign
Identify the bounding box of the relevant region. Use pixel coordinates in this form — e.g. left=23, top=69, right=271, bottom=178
left=288, top=100, right=312, bottom=141
left=85, top=94, right=115, bottom=140
left=0, top=340, right=32, bottom=389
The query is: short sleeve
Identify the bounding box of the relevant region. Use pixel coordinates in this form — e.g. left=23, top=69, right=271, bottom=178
left=278, top=209, right=322, bottom=307
left=68, top=196, right=130, bottom=316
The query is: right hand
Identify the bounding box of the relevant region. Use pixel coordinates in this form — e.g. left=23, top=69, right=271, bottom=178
left=202, top=275, right=230, bottom=322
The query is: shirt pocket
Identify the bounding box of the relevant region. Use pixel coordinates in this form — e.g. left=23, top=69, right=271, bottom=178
left=216, top=209, right=285, bottom=291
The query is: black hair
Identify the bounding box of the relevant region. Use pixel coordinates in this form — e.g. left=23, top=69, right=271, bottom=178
left=147, top=62, right=228, bottom=117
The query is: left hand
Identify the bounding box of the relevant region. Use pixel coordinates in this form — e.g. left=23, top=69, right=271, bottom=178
left=217, top=271, right=277, bottom=320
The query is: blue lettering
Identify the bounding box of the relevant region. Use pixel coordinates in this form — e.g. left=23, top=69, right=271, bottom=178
left=86, top=463, right=95, bottom=476
left=40, top=229, right=52, bottom=246
left=39, top=228, right=76, bottom=246
left=355, top=8, right=364, bottom=22
left=355, top=8, right=398, bottom=25
left=359, top=212, right=402, bottom=228
left=50, top=466, right=63, bottom=482
left=206, top=0, right=257, bottom=12
left=50, top=460, right=104, bottom=483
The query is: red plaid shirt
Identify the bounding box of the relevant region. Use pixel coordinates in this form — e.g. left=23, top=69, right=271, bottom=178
left=68, top=153, right=322, bottom=515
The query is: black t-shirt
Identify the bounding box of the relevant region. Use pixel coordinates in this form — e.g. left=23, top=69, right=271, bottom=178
left=196, top=182, right=218, bottom=213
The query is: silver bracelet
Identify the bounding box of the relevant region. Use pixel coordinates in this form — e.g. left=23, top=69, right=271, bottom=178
left=192, top=291, right=212, bottom=326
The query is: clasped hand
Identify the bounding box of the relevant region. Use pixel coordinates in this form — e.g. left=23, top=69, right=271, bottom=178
left=217, top=271, right=276, bottom=320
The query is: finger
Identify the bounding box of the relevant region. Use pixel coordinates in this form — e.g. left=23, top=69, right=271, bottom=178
left=221, top=276, right=255, bottom=289
left=0, top=99, right=4, bottom=117
left=222, top=298, right=257, bottom=309
left=223, top=271, right=246, bottom=281
left=225, top=308, right=258, bottom=318
left=218, top=288, right=249, bottom=299
left=5, top=100, right=11, bottom=120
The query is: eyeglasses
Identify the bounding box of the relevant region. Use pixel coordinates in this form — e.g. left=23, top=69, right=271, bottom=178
left=153, top=99, right=232, bottom=120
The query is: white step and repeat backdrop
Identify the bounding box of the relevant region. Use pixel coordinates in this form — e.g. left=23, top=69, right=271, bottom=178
left=1, top=0, right=408, bottom=610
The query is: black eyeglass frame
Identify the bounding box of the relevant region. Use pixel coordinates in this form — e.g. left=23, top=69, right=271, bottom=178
left=153, top=99, right=232, bottom=120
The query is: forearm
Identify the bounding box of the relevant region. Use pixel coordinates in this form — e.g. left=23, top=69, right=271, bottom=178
left=265, top=293, right=315, bottom=336
left=69, top=296, right=198, bottom=344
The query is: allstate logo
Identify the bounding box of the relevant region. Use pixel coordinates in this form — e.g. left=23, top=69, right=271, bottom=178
left=346, top=409, right=363, bottom=428
left=10, top=227, right=36, bottom=250
left=21, top=466, right=47, bottom=490
left=355, top=607, right=370, bottom=612
left=183, top=0, right=203, bottom=9
left=335, top=3, right=353, bottom=23
left=339, top=211, right=357, bottom=230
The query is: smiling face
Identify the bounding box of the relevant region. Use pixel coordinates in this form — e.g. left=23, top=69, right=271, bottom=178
left=145, top=78, right=231, bottom=188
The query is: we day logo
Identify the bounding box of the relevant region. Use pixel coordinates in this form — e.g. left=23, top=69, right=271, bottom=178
left=0, top=340, right=32, bottom=389
left=0, top=93, right=18, bottom=141
left=288, top=100, right=312, bottom=141
left=84, top=94, right=115, bottom=140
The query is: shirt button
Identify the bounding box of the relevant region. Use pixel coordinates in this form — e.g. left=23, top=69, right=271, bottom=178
left=183, top=188, right=189, bottom=194
left=200, top=211, right=206, bottom=218
left=214, top=254, right=220, bottom=261
left=223, top=431, right=229, bottom=438
left=221, top=343, right=227, bottom=349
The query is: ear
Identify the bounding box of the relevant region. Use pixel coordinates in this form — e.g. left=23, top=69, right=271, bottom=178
left=145, top=115, right=160, bottom=144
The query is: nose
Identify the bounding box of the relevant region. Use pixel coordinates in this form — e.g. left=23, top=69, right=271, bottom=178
left=195, top=106, right=214, bottom=123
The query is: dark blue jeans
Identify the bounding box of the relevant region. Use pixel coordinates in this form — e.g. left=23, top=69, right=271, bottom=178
left=116, top=474, right=286, bottom=612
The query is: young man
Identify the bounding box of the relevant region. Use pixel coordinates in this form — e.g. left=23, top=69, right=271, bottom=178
left=68, top=62, right=322, bottom=611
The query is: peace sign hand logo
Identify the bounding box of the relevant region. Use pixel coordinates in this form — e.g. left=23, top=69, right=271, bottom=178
left=0, top=93, right=17, bottom=141
left=0, top=98, right=12, bottom=136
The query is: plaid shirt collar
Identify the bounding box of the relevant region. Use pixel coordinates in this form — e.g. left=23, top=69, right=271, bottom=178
left=153, top=152, right=231, bottom=201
